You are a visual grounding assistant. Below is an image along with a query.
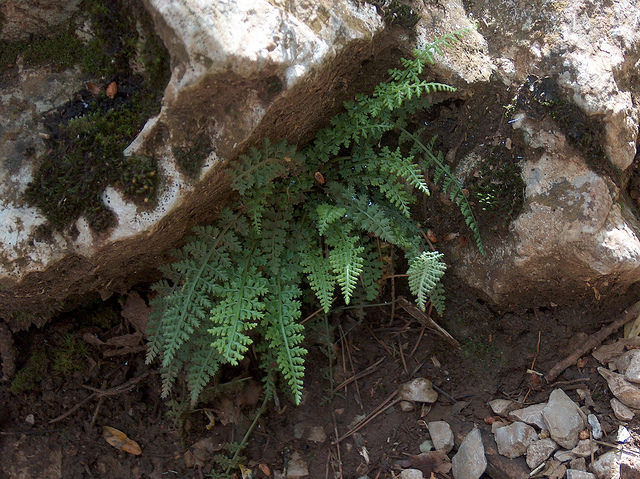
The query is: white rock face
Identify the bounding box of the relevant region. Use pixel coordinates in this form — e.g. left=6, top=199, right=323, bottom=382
left=615, top=350, right=640, bottom=383
left=509, top=403, right=547, bottom=429
left=495, top=421, right=537, bottom=458
left=542, top=389, right=585, bottom=449
left=451, top=428, right=487, bottom=479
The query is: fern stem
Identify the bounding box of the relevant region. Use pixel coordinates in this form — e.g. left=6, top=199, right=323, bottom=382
left=224, top=390, right=271, bottom=475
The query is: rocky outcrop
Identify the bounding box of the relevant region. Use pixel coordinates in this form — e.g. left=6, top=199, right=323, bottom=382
left=1, top=0, right=640, bottom=321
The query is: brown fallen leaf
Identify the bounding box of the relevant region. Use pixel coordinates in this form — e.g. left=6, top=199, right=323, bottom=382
left=258, top=463, right=271, bottom=477
left=86, top=81, right=101, bottom=95
left=103, top=426, right=142, bottom=455
left=106, top=81, right=118, bottom=99
left=121, top=292, right=150, bottom=334
left=396, top=450, right=451, bottom=476
left=426, top=229, right=437, bottom=243
left=105, top=333, right=143, bottom=348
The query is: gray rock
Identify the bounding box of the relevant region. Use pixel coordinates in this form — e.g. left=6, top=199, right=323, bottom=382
left=398, top=379, right=438, bottom=403
left=526, top=437, right=557, bottom=469
left=509, top=403, right=547, bottom=429
left=616, top=348, right=640, bottom=383
left=555, top=450, right=576, bottom=463
left=307, top=426, right=326, bottom=443
left=452, top=428, right=487, bottom=479
left=489, top=399, right=516, bottom=416
left=599, top=367, right=640, bottom=409
left=617, top=426, right=631, bottom=443
left=611, top=398, right=635, bottom=421
left=570, top=457, right=587, bottom=472
left=542, top=389, right=585, bottom=449
left=571, top=439, right=598, bottom=458
left=591, top=451, right=621, bottom=479
left=495, top=421, right=537, bottom=458
left=419, top=440, right=433, bottom=453
left=491, top=420, right=509, bottom=434
left=399, top=469, right=423, bottom=479
left=286, top=451, right=309, bottom=478
left=427, top=421, right=454, bottom=453
left=566, top=470, right=595, bottom=479
left=587, top=414, right=602, bottom=440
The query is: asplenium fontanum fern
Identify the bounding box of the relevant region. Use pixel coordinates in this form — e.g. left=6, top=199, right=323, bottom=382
left=146, top=28, right=483, bottom=405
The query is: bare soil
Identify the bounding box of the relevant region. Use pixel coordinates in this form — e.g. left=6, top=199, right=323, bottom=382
left=1, top=280, right=639, bottom=479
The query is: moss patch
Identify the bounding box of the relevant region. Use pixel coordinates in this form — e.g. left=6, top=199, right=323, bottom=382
left=17, top=0, right=170, bottom=231
left=10, top=348, right=48, bottom=395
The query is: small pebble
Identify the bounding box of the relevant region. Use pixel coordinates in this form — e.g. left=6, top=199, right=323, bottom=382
left=617, top=426, right=631, bottom=443
left=419, top=440, right=433, bottom=453
left=24, top=414, right=35, bottom=425
left=587, top=414, right=602, bottom=440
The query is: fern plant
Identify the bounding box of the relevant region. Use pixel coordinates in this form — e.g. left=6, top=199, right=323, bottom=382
left=146, top=28, right=482, bottom=405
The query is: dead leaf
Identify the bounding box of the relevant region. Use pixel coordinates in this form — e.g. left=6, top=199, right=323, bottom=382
left=121, top=292, right=150, bottom=334
left=213, top=396, right=241, bottom=426
left=82, top=332, right=105, bottom=346
left=103, top=426, right=142, bottom=455
left=86, top=81, right=101, bottom=95
left=396, top=451, right=451, bottom=476
left=105, top=333, right=143, bottom=348
left=426, top=229, right=437, bottom=243
left=258, top=463, right=271, bottom=477
left=106, top=81, right=118, bottom=99
left=576, top=357, right=588, bottom=368
left=443, top=232, right=459, bottom=242
left=314, top=171, right=325, bottom=184
left=484, top=415, right=501, bottom=424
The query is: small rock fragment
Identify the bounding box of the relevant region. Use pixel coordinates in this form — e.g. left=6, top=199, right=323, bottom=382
left=591, top=450, right=621, bottom=479
left=419, top=440, right=433, bottom=453
left=24, top=414, right=35, bottom=425
left=509, top=403, right=547, bottom=429
left=555, top=449, right=576, bottom=463
left=294, top=423, right=306, bottom=439
left=398, top=378, right=438, bottom=403
left=566, top=470, right=595, bottom=479
left=495, top=421, right=537, bottom=458
left=427, top=421, right=454, bottom=454
left=491, top=420, right=508, bottom=434
left=617, top=426, right=631, bottom=443
left=451, top=428, right=487, bottom=479
left=489, top=399, right=516, bottom=416
left=571, top=439, right=598, bottom=458
left=399, top=469, right=423, bottom=479
left=542, top=459, right=566, bottom=479
left=616, top=350, right=640, bottom=383
left=570, top=457, right=587, bottom=471
left=399, top=400, right=415, bottom=412
left=598, top=367, right=640, bottom=409
left=526, top=437, right=557, bottom=469
left=286, top=451, right=309, bottom=478
left=587, top=414, right=602, bottom=439
left=611, top=398, right=635, bottom=421
left=542, top=389, right=585, bottom=449
left=307, top=426, right=326, bottom=443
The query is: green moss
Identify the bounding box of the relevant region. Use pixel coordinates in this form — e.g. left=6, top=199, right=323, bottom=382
left=53, top=334, right=88, bottom=374
left=0, top=30, right=83, bottom=73
left=10, top=349, right=48, bottom=394
left=20, top=0, right=170, bottom=231
left=172, top=133, right=212, bottom=179
left=473, top=150, right=525, bottom=221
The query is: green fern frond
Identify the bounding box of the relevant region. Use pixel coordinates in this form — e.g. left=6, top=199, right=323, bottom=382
left=301, top=247, right=335, bottom=313
left=358, top=239, right=384, bottom=302
left=316, top=203, right=346, bottom=236
left=209, top=249, right=269, bottom=365
left=326, top=227, right=364, bottom=304
left=407, top=251, right=447, bottom=312
left=263, top=277, right=306, bottom=404
left=185, top=327, right=222, bottom=404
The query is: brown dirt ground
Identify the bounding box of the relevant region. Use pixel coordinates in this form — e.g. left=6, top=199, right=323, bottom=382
left=2, top=280, right=639, bottom=479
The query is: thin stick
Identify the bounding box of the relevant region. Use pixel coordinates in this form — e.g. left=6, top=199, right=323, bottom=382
left=301, top=306, right=325, bottom=325
left=390, top=248, right=396, bottom=325
left=339, top=324, right=348, bottom=398
left=334, top=391, right=398, bottom=443
left=396, top=297, right=459, bottom=348
left=546, top=300, right=640, bottom=381
left=332, top=411, right=343, bottom=479
left=431, top=384, right=457, bottom=403
left=49, top=393, right=97, bottom=424
left=345, top=334, right=363, bottom=410
left=398, top=339, right=408, bottom=375
left=335, top=357, right=385, bottom=391
left=531, top=330, right=541, bottom=370
left=409, top=325, right=426, bottom=358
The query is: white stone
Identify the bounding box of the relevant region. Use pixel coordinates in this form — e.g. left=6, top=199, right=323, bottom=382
left=599, top=368, right=640, bottom=409
left=427, top=421, right=454, bottom=454
left=495, top=421, right=537, bottom=458
left=587, top=414, right=602, bottom=440
left=610, top=398, right=634, bottom=421
left=286, top=451, right=309, bottom=479
left=617, top=426, right=631, bottom=443
left=398, top=378, right=438, bottom=403
left=509, top=403, right=547, bottom=429
left=616, top=350, right=640, bottom=383
left=542, top=389, right=585, bottom=449
left=566, top=470, right=595, bottom=479
left=307, top=426, right=326, bottom=443
left=526, top=437, right=557, bottom=469
left=452, top=428, right=487, bottom=479
left=571, top=439, right=598, bottom=458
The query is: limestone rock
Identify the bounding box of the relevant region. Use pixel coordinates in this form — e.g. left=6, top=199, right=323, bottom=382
left=570, top=457, right=587, bottom=472
left=286, top=451, right=309, bottom=479
left=398, top=379, right=438, bottom=403
left=488, top=399, right=516, bottom=416
left=508, top=403, right=547, bottom=429
left=616, top=350, right=640, bottom=384
left=598, top=368, right=640, bottom=409
left=611, top=398, right=635, bottom=421
left=571, top=439, right=598, bottom=458
left=591, top=451, right=621, bottom=479
left=566, top=470, right=595, bottom=479
left=427, top=421, right=454, bottom=454
left=451, top=428, right=487, bottom=479
left=399, top=469, right=423, bottom=479
left=494, top=421, right=537, bottom=459
left=542, top=389, right=585, bottom=449
left=526, top=438, right=558, bottom=469
left=0, top=0, right=81, bottom=41
left=587, top=414, right=602, bottom=440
